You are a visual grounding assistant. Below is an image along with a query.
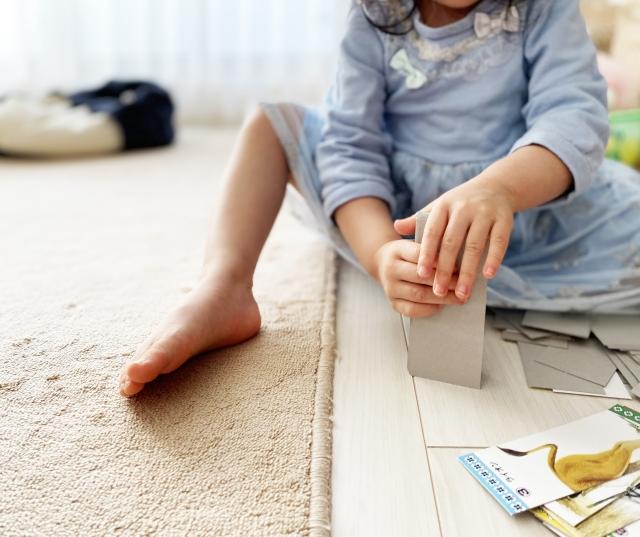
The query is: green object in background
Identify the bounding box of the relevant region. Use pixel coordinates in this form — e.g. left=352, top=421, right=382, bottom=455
left=606, top=109, right=640, bottom=169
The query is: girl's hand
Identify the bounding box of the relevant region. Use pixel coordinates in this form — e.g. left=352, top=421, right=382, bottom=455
left=394, top=180, right=515, bottom=303
left=373, top=239, right=463, bottom=318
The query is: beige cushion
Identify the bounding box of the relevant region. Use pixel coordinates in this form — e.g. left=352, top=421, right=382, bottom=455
left=0, top=95, right=123, bottom=157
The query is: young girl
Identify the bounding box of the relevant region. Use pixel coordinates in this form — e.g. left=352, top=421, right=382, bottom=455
left=119, top=0, right=640, bottom=397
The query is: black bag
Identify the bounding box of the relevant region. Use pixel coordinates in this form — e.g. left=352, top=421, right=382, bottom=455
left=69, top=80, right=175, bottom=150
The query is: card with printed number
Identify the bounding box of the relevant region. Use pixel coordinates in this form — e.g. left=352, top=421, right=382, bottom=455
left=459, top=405, right=640, bottom=516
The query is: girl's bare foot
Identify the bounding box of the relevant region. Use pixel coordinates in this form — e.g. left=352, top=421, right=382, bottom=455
left=119, top=269, right=261, bottom=397
left=118, top=109, right=291, bottom=397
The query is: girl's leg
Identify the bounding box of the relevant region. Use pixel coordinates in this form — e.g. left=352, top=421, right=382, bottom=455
left=119, top=109, right=292, bottom=397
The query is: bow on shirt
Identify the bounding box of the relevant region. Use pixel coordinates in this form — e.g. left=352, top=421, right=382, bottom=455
left=473, top=6, right=520, bottom=39
left=390, top=49, right=428, bottom=89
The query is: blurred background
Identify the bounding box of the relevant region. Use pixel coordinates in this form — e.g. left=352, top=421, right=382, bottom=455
left=0, top=0, right=639, bottom=165
left=0, top=0, right=348, bottom=124
left=1, top=0, right=639, bottom=121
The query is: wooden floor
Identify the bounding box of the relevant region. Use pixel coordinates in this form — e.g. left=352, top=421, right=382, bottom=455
left=331, top=260, right=634, bottom=537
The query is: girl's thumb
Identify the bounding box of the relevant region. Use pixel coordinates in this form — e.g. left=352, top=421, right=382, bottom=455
left=394, top=215, right=417, bottom=235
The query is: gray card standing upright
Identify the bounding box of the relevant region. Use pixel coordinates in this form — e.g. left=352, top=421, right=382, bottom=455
left=407, top=211, right=486, bottom=389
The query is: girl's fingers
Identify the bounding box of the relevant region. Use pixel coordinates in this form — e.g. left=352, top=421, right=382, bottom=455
left=483, top=216, right=512, bottom=278
left=390, top=281, right=463, bottom=305
left=455, top=219, right=492, bottom=301
left=393, top=215, right=417, bottom=236
left=432, top=213, right=471, bottom=297
left=418, top=207, right=448, bottom=280
left=392, top=300, right=444, bottom=319
left=392, top=260, right=458, bottom=289
left=395, top=240, right=420, bottom=264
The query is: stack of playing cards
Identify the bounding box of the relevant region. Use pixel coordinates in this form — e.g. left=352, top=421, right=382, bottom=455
left=488, top=309, right=640, bottom=399
left=460, top=405, right=640, bottom=536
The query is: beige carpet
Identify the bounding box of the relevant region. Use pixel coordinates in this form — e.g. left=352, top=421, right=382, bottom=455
left=0, top=128, right=336, bottom=536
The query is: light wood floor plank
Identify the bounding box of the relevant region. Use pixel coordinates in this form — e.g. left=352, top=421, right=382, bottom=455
left=332, top=261, right=441, bottom=537
left=415, top=324, right=627, bottom=447
left=428, top=448, right=549, bottom=537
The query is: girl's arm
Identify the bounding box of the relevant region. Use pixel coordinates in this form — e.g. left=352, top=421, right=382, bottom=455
left=315, top=7, right=396, bottom=227
left=398, top=0, right=609, bottom=302
left=510, top=0, right=609, bottom=198
left=317, top=9, right=462, bottom=317
left=474, top=144, right=572, bottom=213
left=394, top=144, right=572, bottom=301
left=336, top=196, right=463, bottom=318
left=334, top=197, right=399, bottom=279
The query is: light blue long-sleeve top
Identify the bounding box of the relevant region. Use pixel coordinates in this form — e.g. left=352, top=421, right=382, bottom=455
left=315, top=0, right=610, bottom=219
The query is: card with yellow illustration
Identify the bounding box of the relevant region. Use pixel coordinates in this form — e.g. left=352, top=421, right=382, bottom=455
left=459, top=405, right=640, bottom=515
left=534, top=464, right=640, bottom=537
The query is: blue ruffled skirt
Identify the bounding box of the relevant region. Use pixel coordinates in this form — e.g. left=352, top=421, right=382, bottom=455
left=262, top=102, right=640, bottom=313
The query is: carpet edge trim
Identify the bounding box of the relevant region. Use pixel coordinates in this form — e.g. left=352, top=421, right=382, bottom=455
left=308, top=248, right=337, bottom=537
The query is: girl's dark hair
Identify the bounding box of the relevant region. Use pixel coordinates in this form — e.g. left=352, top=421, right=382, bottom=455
left=362, top=0, right=516, bottom=35
left=361, top=0, right=417, bottom=35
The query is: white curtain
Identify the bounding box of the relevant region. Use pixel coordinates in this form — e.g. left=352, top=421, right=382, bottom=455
left=0, top=0, right=349, bottom=123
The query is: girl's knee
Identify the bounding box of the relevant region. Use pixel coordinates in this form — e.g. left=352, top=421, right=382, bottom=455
left=242, top=107, right=273, bottom=137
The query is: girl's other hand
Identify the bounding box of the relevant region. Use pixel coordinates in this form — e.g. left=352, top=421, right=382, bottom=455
left=373, top=239, right=463, bottom=318
left=393, top=180, right=515, bottom=303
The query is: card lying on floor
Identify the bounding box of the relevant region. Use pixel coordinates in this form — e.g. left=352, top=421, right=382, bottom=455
left=535, top=466, right=640, bottom=537
left=529, top=339, right=616, bottom=387
left=608, top=352, right=640, bottom=388
left=534, top=492, right=640, bottom=537
left=619, top=352, right=640, bottom=383
left=552, top=372, right=630, bottom=400
left=459, top=405, right=640, bottom=515
left=522, top=311, right=591, bottom=340
left=407, top=211, right=485, bottom=389
left=591, top=315, right=640, bottom=351
left=519, top=344, right=610, bottom=394
left=493, top=309, right=562, bottom=340
left=502, top=330, right=569, bottom=349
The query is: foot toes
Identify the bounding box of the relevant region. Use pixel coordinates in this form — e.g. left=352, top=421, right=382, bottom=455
left=126, top=351, right=171, bottom=384
left=120, top=378, right=145, bottom=397
left=126, top=332, right=189, bottom=384
left=116, top=286, right=262, bottom=399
